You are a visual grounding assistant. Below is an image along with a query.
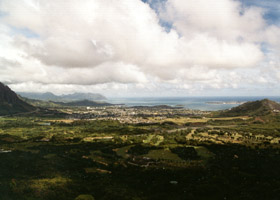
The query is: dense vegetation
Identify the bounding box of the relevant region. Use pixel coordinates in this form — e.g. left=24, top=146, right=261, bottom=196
left=218, top=99, right=280, bottom=117
left=0, top=116, right=280, bottom=200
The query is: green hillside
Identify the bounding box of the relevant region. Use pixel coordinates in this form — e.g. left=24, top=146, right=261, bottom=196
left=0, top=82, right=36, bottom=115
left=20, top=97, right=61, bottom=108
left=21, top=97, right=112, bottom=107
left=218, top=99, right=280, bottom=117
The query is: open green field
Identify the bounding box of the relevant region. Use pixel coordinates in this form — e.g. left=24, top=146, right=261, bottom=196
left=0, top=116, right=280, bottom=199
left=149, top=116, right=251, bottom=125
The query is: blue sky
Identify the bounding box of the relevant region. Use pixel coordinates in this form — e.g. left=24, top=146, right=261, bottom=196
left=240, top=0, right=280, bottom=25
left=9, top=26, right=39, bottom=38
left=142, top=0, right=280, bottom=29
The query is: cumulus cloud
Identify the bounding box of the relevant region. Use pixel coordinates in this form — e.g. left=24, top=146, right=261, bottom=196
left=162, top=0, right=266, bottom=39
left=0, top=0, right=279, bottom=95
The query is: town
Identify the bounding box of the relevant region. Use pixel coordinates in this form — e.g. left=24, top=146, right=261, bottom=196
left=58, top=105, right=208, bottom=123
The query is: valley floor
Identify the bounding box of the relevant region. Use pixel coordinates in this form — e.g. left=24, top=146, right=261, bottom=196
left=0, top=112, right=280, bottom=200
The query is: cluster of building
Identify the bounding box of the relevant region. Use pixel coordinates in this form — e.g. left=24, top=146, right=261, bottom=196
left=61, top=105, right=208, bottom=124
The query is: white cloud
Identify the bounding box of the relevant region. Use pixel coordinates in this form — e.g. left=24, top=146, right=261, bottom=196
left=162, top=0, right=266, bottom=41
left=0, top=0, right=280, bottom=95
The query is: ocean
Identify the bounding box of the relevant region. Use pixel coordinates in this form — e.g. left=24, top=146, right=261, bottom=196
left=107, top=96, right=280, bottom=111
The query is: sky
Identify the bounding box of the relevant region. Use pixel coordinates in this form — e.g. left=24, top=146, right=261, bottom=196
left=0, top=0, right=280, bottom=97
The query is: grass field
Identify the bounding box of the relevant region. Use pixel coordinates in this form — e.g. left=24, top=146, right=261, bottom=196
left=149, top=116, right=251, bottom=125
left=0, top=115, right=280, bottom=199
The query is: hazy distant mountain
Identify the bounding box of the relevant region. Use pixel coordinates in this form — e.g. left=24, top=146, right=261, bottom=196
left=21, top=97, right=113, bottom=108
left=0, top=82, right=36, bottom=115
left=61, top=93, right=106, bottom=101
left=18, top=92, right=58, bottom=101
left=18, top=92, right=107, bottom=102
left=218, top=99, right=280, bottom=117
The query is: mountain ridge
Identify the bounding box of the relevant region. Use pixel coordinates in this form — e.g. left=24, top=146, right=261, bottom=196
left=18, top=92, right=107, bottom=102
left=218, top=99, right=280, bottom=117
left=0, top=82, right=36, bottom=115
left=20, top=97, right=114, bottom=107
